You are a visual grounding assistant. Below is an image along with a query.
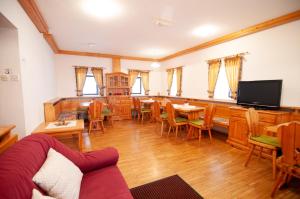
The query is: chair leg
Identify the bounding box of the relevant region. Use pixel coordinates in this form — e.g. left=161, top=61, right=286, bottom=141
left=101, top=121, right=105, bottom=132
left=259, top=146, right=263, bottom=159
left=198, top=129, right=202, bottom=144
left=271, top=170, right=287, bottom=197
left=168, top=126, right=172, bottom=137
left=208, top=129, right=213, bottom=143
left=245, top=144, right=255, bottom=167
left=89, top=121, right=93, bottom=134
left=272, top=149, right=277, bottom=180
left=160, top=121, right=164, bottom=137
left=175, top=126, right=178, bottom=138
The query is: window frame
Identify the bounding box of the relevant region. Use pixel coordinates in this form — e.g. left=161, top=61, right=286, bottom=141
left=131, top=77, right=142, bottom=95
left=83, top=74, right=99, bottom=96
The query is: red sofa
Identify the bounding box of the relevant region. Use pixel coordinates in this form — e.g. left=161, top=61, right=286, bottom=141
left=0, top=134, right=133, bottom=199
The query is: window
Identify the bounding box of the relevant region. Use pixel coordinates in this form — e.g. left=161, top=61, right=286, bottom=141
left=83, top=74, right=98, bottom=95
left=131, top=76, right=145, bottom=95
left=170, top=69, right=177, bottom=96
left=214, top=65, right=231, bottom=100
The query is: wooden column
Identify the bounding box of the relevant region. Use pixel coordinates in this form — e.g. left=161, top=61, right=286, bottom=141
left=112, top=57, right=121, bottom=72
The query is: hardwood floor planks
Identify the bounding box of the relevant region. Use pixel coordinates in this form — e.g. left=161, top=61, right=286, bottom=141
left=58, top=120, right=300, bottom=198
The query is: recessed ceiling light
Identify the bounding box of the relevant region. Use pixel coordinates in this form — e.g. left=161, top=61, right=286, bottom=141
left=151, top=62, right=161, bottom=68
left=192, top=25, right=219, bottom=37
left=82, top=0, right=122, bottom=19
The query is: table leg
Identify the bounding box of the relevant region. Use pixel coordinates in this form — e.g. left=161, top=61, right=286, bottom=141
left=77, top=131, right=83, bottom=152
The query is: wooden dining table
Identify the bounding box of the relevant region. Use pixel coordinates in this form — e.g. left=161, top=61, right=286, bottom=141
left=172, top=104, right=205, bottom=120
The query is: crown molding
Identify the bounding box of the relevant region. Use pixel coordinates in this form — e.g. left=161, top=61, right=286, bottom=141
left=18, top=0, right=48, bottom=33
left=18, top=0, right=300, bottom=63
left=43, top=33, right=59, bottom=53
left=58, top=50, right=159, bottom=62
left=159, top=10, right=300, bottom=62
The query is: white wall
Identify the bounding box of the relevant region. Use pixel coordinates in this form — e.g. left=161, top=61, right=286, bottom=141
left=0, top=0, right=56, bottom=135
left=161, top=20, right=300, bottom=107
left=0, top=27, right=26, bottom=137
left=54, top=55, right=162, bottom=96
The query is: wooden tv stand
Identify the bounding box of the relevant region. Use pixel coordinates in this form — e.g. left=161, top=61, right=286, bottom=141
left=227, top=106, right=290, bottom=157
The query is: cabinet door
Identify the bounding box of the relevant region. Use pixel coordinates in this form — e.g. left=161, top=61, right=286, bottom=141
left=228, top=117, right=248, bottom=146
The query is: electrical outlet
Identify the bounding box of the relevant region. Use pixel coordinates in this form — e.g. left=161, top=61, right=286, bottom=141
left=0, top=74, right=9, bottom=81
left=10, top=74, right=19, bottom=81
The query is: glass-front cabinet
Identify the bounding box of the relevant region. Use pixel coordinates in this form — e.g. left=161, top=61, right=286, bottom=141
left=106, top=72, right=130, bottom=95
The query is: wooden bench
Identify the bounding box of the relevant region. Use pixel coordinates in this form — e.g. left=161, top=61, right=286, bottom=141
left=44, top=97, right=106, bottom=122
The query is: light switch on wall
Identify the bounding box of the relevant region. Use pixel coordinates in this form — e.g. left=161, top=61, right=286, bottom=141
left=0, top=74, right=9, bottom=81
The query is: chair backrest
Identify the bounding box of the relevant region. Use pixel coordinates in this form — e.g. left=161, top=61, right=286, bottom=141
left=166, top=102, right=176, bottom=126
left=203, top=103, right=216, bottom=128
left=132, top=97, right=137, bottom=109
left=135, top=98, right=142, bottom=111
left=245, top=108, right=260, bottom=137
left=278, top=121, right=300, bottom=166
left=153, top=101, right=161, bottom=121
left=89, top=100, right=103, bottom=120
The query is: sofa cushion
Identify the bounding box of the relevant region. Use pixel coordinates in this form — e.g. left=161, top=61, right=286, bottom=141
left=80, top=166, right=133, bottom=199
left=33, top=148, right=83, bottom=199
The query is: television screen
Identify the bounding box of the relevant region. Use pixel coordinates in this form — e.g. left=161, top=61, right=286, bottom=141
left=237, top=80, right=282, bottom=109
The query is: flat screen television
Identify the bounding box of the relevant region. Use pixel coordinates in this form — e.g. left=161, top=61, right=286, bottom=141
left=237, top=80, right=282, bottom=110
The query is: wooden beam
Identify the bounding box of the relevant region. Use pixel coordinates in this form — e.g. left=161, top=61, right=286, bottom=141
left=112, top=57, right=121, bottom=72
left=18, top=0, right=48, bottom=33
left=159, top=10, right=300, bottom=61
left=58, top=50, right=158, bottom=62
left=43, top=33, right=59, bottom=53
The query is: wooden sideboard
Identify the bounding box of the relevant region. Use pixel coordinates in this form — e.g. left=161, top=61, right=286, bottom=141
left=227, top=106, right=290, bottom=152
left=107, top=96, right=132, bottom=120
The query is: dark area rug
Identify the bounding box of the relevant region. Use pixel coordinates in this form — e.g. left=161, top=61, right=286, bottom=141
left=130, top=175, right=204, bottom=199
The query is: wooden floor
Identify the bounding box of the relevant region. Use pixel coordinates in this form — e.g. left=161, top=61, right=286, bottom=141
left=59, top=120, right=300, bottom=199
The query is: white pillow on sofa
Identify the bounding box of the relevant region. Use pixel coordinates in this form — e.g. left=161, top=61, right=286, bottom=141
left=32, top=148, right=83, bottom=199
left=32, top=189, right=56, bottom=199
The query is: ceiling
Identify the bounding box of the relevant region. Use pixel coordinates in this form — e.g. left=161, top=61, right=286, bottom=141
left=35, top=0, right=300, bottom=59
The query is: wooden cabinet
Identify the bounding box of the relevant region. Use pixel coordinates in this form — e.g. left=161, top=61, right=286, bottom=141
left=0, top=125, right=18, bottom=155
left=227, top=106, right=290, bottom=150
left=106, top=72, right=130, bottom=96
left=107, top=96, right=132, bottom=120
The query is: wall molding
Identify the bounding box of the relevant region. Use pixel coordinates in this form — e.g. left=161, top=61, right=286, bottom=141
left=18, top=0, right=300, bottom=62
left=159, top=10, right=300, bottom=61
left=57, top=50, right=158, bottom=62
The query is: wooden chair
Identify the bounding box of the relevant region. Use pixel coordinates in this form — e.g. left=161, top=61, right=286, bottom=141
left=88, top=100, right=105, bottom=134
left=153, top=101, right=168, bottom=136
left=102, top=103, right=114, bottom=127
left=271, top=121, right=300, bottom=197
left=188, top=103, right=216, bottom=143
left=244, top=108, right=280, bottom=179
left=132, top=97, right=138, bottom=120
left=136, top=98, right=152, bottom=122
left=165, top=102, right=188, bottom=138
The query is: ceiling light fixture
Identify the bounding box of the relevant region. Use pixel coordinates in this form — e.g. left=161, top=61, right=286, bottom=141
left=192, top=25, right=219, bottom=37
left=151, top=62, right=161, bottom=68
left=82, top=0, right=122, bottom=19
